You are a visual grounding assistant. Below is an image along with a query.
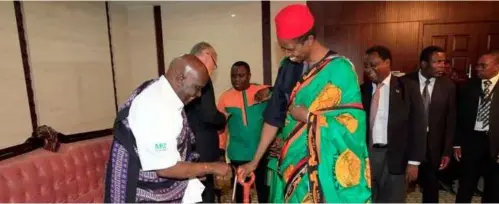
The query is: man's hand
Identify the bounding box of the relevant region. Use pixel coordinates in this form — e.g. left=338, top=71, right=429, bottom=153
left=237, top=161, right=258, bottom=179
left=406, top=164, right=419, bottom=182
left=453, top=147, right=462, bottom=162
left=289, top=104, right=309, bottom=122
left=255, top=88, right=271, bottom=103
left=439, top=156, right=450, bottom=170
left=269, top=138, right=282, bottom=158
left=210, top=162, right=231, bottom=178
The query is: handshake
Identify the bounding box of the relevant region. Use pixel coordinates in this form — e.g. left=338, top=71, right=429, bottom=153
left=203, top=162, right=232, bottom=181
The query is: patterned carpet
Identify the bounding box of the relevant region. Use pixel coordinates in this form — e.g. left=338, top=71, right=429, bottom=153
left=216, top=185, right=481, bottom=203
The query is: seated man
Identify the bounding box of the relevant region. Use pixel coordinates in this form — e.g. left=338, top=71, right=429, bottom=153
left=104, top=54, right=231, bottom=203
left=217, top=61, right=270, bottom=203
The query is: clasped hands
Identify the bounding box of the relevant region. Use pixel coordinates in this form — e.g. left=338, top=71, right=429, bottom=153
left=288, top=103, right=310, bottom=122
left=202, top=162, right=232, bottom=181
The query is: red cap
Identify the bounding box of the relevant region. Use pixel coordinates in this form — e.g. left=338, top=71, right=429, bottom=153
left=275, top=4, right=315, bottom=40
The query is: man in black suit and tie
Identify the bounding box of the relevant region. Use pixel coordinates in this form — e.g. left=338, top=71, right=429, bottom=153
left=454, top=50, right=499, bottom=203
left=361, top=46, right=426, bottom=202
left=185, top=42, right=227, bottom=203
left=403, top=46, right=456, bottom=203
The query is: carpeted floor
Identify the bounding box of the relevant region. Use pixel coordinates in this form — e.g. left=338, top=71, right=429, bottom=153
left=217, top=186, right=481, bottom=203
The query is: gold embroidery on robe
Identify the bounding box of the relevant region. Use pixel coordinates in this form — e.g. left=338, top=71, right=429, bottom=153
left=302, top=193, right=313, bottom=203
left=309, top=84, right=341, bottom=111
left=365, top=158, right=371, bottom=188
left=317, top=115, right=328, bottom=127
left=283, top=164, right=294, bottom=182
left=335, top=113, right=358, bottom=133
left=335, top=149, right=361, bottom=188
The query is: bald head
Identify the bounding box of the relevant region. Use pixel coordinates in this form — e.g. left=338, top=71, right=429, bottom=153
left=166, top=54, right=209, bottom=104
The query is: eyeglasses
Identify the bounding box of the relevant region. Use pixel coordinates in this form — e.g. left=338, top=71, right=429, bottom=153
left=207, top=53, right=218, bottom=70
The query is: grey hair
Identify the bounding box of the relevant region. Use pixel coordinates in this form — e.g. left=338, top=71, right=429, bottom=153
left=189, top=41, right=213, bottom=56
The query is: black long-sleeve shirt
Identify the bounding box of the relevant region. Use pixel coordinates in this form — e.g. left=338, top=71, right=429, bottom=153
left=263, top=58, right=304, bottom=128
left=185, top=79, right=226, bottom=162
left=264, top=51, right=338, bottom=128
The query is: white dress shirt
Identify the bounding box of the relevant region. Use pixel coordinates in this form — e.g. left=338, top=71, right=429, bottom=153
left=474, top=73, right=499, bottom=131
left=128, top=76, right=184, bottom=171
left=371, top=74, right=391, bottom=145
left=418, top=70, right=436, bottom=97
left=372, top=74, right=419, bottom=165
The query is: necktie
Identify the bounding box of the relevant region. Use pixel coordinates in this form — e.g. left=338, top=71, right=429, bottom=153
left=478, top=80, right=492, bottom=129
left=369, top=83, right=383, bottom=142
left=422, top=79, right=431, bottom=131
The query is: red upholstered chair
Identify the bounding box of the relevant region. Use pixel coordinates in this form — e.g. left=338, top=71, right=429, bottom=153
left=0, top=136, right=112, bottom=203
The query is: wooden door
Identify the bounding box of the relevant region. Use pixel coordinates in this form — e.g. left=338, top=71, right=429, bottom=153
left=478, top=22, right=499, bottom=54
left=422, top=22, right=499, bottom=79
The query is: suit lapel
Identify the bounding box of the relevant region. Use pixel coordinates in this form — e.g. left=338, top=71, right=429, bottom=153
left=362, top=82, right=373, bottom=113
left=471, top=79, right=482, bottom=116
left=361, top=82, right=373, bottom=145
left=489, top=79, right=499, bottom=141
left=428, top=77, right=447, bottom=127
left=387, top=77, right=400, bottom=144
left=411, top=72, right=421, bottom=87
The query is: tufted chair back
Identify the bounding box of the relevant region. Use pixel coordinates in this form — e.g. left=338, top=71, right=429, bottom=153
left=0, top=136, right=112, bottom=203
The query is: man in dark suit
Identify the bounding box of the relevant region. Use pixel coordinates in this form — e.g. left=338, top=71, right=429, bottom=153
left=185, top=42, right=227, bottom=203
left=454, top=50, right=499, bottom=203
left=403, top=46, right=456, bottom=203
left=361, top=46, right=425, bottom=202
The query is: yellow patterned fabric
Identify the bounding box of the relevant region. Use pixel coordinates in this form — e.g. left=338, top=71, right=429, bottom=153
left=335, top=149, right=361, bottom=188
left=271, top=56, right=371, bottom=203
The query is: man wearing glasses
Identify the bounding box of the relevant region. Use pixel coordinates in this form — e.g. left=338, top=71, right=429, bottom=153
left=361, top=45, right=425, bottom=202
left=454, top=50, right=499, bottom=203
left=185, top=42, right=227, bottom=203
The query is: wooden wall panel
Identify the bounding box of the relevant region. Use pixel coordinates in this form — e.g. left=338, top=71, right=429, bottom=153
left=313, top=1, right=499, bottom=26
left=324, top=22, right=419, bottom=77
left=309, top=1, right=499, bottom=79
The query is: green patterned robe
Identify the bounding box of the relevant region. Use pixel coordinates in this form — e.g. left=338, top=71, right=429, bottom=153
left=269, top=54, right=372, bottom=203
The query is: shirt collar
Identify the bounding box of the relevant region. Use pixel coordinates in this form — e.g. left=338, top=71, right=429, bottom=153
left=418, top=70, right=435, bottom=83
left=158, top=75, right=184, bottom=111
left=484, top=73, right=499, bottom=86
left=382, top=73, right=391, bottom=86
left=372, top=73, right=392, bottom=87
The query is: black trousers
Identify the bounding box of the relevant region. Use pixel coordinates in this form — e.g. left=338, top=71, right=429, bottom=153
left=456, top=131, right=499, bottom=203
left=200, top=175, right=215, bottom=203
left=418, top=133, right=441, bottom=203
left=418, top=161, right=440, bottom=203
left=230, top=158, right=269, bottom=203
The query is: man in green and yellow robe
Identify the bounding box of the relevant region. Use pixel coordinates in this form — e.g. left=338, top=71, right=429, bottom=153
left=217, top=61, right=270, bottom=203
left=237, top=4, right=372, bottom=203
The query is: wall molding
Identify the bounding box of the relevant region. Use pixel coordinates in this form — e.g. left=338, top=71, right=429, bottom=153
left=0, top=128, right=113, bottom=161
left=261, top=1, right=272, bottom=85
left=153, top=5, right=165, bottom=76
left=105, top=1, right=118, bottom=113
left=14, top=0, right=38, bottom=132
